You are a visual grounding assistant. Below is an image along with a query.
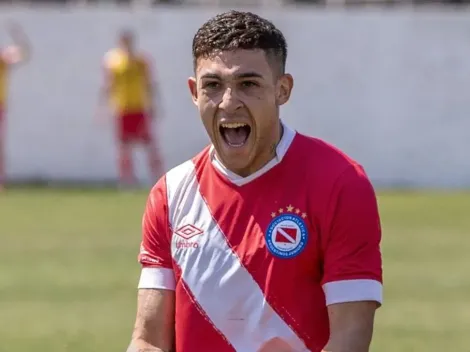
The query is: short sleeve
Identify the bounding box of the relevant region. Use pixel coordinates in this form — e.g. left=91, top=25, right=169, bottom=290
left=137, top=176, right=175, bottom=290
left=321, top=164, right=383, bottom=306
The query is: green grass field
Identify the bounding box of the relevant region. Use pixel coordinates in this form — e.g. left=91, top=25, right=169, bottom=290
left=1, top=189, right=469, bottom=351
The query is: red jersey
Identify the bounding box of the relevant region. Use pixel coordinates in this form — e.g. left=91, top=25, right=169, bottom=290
left=138, top=124, right=383, bottom=352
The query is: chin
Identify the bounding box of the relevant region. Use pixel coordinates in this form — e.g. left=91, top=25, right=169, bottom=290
left=217, top=145, right=255, bottom=176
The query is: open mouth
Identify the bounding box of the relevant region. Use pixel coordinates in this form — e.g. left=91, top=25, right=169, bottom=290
left=219, top=122, right=252, bottom=148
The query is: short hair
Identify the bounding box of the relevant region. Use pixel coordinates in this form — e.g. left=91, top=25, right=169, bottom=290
left=192, top=11, right=288, bottom=74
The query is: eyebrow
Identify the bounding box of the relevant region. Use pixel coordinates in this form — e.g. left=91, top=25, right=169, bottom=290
left=200, top=72, right=264, bottom=80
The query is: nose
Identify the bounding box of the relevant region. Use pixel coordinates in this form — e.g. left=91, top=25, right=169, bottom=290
left=218, top=87, right=242, bottom=113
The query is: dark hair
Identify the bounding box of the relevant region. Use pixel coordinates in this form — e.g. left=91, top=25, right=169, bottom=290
left=192, top=11, right=288, bottom=74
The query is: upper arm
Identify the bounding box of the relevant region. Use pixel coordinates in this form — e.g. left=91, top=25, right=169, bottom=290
left=324, top=301, right=376, bottom=352
left=322, top=164, right=383, bottom=306
left=138, top=176, right=175, bottom=290
left=131, top=288, right=175, bottom=351
left=130, top=177, right=176, bottom=349
left=321, top=164, right=382, bottom=350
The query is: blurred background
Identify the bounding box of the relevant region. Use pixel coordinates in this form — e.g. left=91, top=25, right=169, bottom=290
left=0, top=0, right=469, bottom=351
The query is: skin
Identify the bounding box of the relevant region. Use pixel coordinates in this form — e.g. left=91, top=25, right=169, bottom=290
left=128, top=49, right=378, bottom=352
left=126, top=289, right=175, bottom=352
left=322, top=301, right=377, bottom=352
left=0, top=21, right=30, bottom=191
left=0, top=21, right=31, bottom=66
left=101, top=30, right=155, bottom=120
left=188, top=49, right=293, bottom=177
left=255, top=304, right=376, bottom=352
left=98, top=30, right=163, bottom=183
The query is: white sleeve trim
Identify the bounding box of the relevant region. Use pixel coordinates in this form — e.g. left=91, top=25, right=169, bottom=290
left=138, top=267, right=176, bottom=290
left=322, top=279, right=383, bottom=306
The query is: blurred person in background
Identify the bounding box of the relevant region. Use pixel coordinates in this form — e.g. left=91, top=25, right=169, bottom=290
left=0, top=21, right=30, bottom=192
left=98, top=29, right=163, bottom=188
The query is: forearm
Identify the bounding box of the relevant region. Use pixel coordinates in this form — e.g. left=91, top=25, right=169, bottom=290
left=322, top=343, right=369, bottom=352
left=99, top=85, right=111, bottom=107
left=128, top=289, right=175, bottom=352
left=322, top=328, right=372, bottom=352
left=323, top=301, right=377, bottom=352
left=10, top=31, right=31, bottom=60
left=126, top=339, right=172, bottom=352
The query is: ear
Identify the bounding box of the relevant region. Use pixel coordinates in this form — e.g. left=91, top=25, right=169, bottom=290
left=188, top=76, right=198, bottom=106
left=277, top=73, right=294, bottom=106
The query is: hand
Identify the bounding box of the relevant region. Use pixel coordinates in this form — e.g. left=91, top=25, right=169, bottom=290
left=258, top=338, right=295, bottom=352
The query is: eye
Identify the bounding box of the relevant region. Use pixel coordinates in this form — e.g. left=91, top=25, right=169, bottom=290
left=241, top=81, right=259, bottom=88
left=203, top=81, right=220, bottom=89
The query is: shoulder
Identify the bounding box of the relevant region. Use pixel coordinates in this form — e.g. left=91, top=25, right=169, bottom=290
left=287, top=132, right=374, bottom=206
left=292, top=132, right=362, bottom=179
left=102, top=48, right=123, bottom=69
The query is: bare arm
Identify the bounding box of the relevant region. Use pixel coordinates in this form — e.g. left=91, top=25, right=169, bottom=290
left=322, top=301, right=377, bottom=352
left=2, top=21, right=31, bottom=66
left=127, top=288, right=175, bottom=352
left=99, top=62, right=112, bottom=104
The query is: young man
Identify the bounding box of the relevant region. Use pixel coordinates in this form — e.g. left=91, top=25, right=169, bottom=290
left=128, top=11, right=383, bottom=352
left=0, top=22, right=30, bottom=191
left=100, top=29, right=163, bottom=187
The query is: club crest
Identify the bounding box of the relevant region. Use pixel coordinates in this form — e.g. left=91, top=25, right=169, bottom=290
left=265, top=205, right=308, bottom=259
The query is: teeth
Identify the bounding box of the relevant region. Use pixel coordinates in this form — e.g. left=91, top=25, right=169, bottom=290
left=221, top=123, right=248, bottom=129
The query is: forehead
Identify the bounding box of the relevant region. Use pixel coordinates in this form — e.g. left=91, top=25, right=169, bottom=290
left=196, top=49, right=274, bottom=79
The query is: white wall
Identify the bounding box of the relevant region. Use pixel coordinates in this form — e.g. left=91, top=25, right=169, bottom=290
left=1, top=7, right=469, bottom=188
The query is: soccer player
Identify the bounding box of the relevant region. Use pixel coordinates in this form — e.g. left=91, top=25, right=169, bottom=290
left=100, top=29, right=163, bottom=187
left=0, top=22, right=30, bottom=191
left=128, top=11, right=383, bottom=352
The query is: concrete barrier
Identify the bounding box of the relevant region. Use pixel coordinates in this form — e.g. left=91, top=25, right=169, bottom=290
left=1, top=7, right=469, bottom=188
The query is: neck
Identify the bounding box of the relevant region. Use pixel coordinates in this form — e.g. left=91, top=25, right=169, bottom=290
left=120, top=48, right=134, bottom=57
left=270, top=122, right=284, bottom=158
left=225, top=121, right=284, bottom=178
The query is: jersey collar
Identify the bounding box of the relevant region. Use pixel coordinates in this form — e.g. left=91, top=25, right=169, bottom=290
left=209, top=121, right=296, bottom=186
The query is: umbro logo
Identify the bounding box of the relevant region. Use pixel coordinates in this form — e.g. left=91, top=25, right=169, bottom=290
left=175, top=224, right=203, bottom=240
left=175, top=224, right=203, bottom=249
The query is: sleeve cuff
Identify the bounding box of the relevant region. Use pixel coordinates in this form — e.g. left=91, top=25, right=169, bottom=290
left=138, top=267, right=176, bottom=290
left=322, top=279, right=383, bottom=306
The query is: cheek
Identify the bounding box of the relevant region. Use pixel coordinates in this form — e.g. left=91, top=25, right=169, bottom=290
left=249, top=88, right=276, bottom=106
left=198, top=101, right=217, bottom=134
left=249, top=99, right=278, bottom=144
left=198, top=92, right=218, bottom=109
left=248, top=96, right=277, bottom=124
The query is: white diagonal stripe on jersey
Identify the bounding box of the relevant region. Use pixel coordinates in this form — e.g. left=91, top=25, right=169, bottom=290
left=165, top=160, right=309, bottom=352
left=278, top=228, right=296, bottom=244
